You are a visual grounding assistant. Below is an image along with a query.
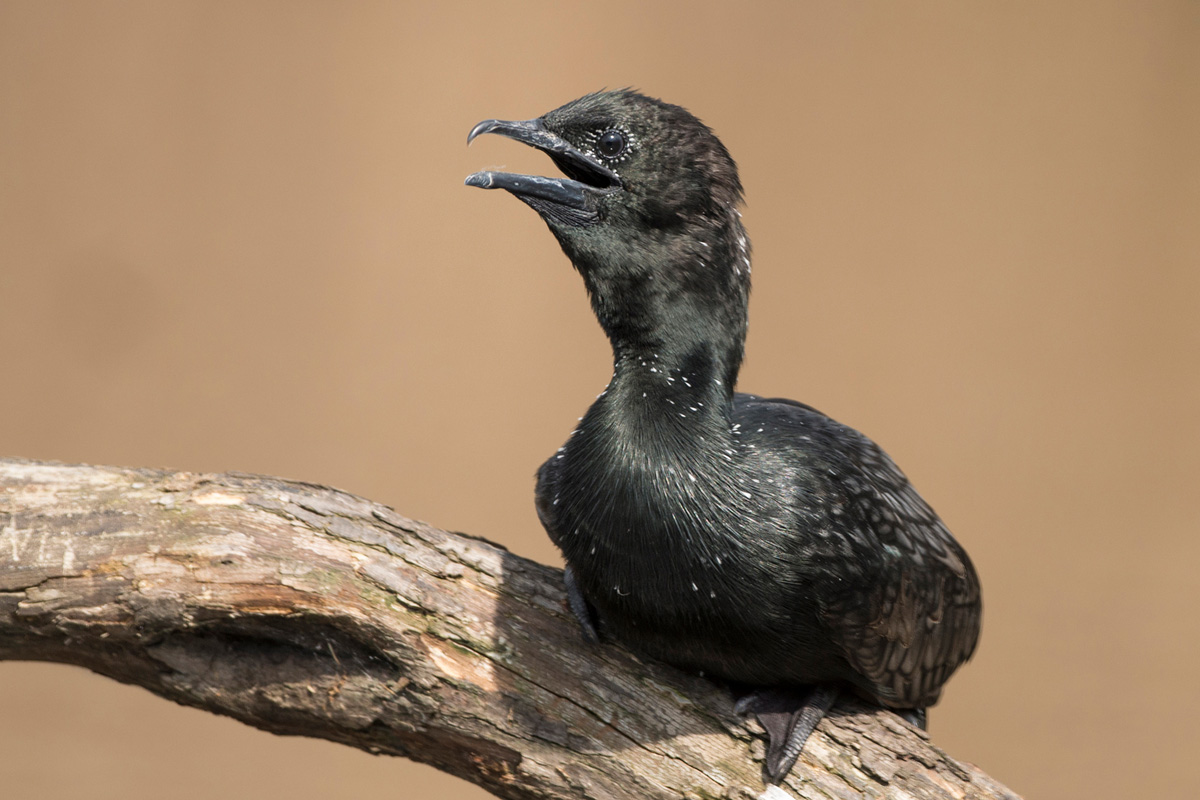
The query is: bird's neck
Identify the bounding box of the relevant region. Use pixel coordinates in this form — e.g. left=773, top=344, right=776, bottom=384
left=585, top=214, right=752, bottom=423
left=605, top=314, right=740, bottom=411
left=597, top=343, right=735, bottom=441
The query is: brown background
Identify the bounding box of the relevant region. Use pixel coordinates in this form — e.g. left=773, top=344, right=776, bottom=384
left=1, top=2, right=1197, bottom=798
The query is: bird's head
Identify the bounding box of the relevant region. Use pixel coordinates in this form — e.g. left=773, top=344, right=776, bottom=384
left=466, top=90, right=750, bottom=367
left=466, top=89, right=745, bottom=270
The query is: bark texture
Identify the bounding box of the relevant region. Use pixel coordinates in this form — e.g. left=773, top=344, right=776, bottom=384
left=0, top=458, right=1019, bottom=800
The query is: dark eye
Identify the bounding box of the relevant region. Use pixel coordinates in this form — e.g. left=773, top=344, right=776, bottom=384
left=597, top=129, right=626, bottom=158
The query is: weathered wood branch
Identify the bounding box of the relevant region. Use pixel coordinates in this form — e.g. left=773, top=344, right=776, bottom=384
left=0, top=458, right=1017, bottom=800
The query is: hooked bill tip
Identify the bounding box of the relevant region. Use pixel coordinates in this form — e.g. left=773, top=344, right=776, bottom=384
left=467, top=119, right=499, bottom=145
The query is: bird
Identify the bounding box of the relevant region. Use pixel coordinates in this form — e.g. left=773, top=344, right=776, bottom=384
left=465, top=89, right=982, bottom=784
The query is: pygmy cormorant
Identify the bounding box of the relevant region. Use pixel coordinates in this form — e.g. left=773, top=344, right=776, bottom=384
left=465, top=89, right=982, bottom=784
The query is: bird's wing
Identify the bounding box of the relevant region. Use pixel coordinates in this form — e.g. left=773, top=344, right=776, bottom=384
left=826, top=438, right=982, bottom=707
left=735, top=394, right=982, bottom=708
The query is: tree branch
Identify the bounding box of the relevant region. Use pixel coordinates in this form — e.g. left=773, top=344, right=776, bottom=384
left=0, top=458, right=1018, bottom=800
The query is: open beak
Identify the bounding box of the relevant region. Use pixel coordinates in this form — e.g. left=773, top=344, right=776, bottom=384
left=465, top=118, right=620, bottom=215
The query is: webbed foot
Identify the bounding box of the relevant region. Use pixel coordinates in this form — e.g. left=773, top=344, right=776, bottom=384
left=736, top=685, right=839, bottom=784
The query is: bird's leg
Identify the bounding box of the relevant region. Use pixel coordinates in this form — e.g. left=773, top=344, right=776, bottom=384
left=563, top=565, right=601, bottom=643
left=896, top=707, right=927, bottom=730
left=735, top=684, right=839, bottom=784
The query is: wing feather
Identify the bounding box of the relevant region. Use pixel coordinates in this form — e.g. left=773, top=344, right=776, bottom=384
left=736, top=394, right=982, bottom=708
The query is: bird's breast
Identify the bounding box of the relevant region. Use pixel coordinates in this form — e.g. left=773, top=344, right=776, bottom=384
left=538, top=404, right=858, bottom=685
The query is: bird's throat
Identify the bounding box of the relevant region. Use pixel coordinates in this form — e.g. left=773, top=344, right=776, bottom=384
left=565, top=209, right=753, bottom=453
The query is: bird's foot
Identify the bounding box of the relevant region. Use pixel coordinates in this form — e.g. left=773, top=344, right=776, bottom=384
left=735, top=685, right=839, bottom=784
left=563, top=565, right=601, bottom=643
left=896, top=707, right=927, bottom=730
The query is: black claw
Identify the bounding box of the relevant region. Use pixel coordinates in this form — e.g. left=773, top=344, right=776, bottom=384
left=563, top=565, right=601, bottom=643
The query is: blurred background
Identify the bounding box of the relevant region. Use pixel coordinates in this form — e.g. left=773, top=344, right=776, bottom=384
left=1, top=2, right=1197, bottom=798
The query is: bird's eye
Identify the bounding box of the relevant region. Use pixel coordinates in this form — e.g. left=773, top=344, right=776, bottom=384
left=597, top=129, right=626, bottom=158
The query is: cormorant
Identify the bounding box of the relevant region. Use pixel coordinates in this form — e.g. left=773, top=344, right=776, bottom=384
left=465, top=89, right=981, bottom=784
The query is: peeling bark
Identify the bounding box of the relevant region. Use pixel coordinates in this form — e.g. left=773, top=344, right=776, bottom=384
left=0, top=458, right=1019, bottom=800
